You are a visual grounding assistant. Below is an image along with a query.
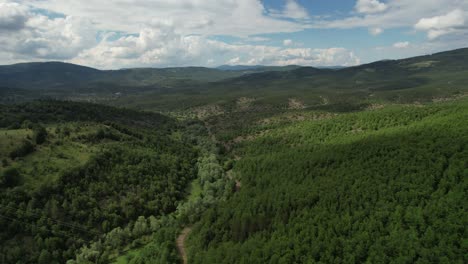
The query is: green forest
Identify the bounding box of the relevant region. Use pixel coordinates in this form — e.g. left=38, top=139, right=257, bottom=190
left=187, top=100, right=468, bottom=263
left=0, top=101, right=200, bottom=263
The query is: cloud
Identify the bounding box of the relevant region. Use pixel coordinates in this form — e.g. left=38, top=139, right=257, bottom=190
left=312, top=0, right=468, bottom=55
left=283, top=39, right=293, bottom=46
left=24, top=0, right=308, bottom=37
left=315, top=0, right=468, bottom=31
left=227, top=57, right=241, bottom=65
left=369, top=27, right=383, bottom=35
left=246, top=36, right=270, bottom=42
left=220, top=46, right=360, bottom=67
left=271, top=0, right=309, bottom=20
left=393, top=41, right=410, bottom=48
left=71, top=25, right=360, bottom=69
left=23, top=16, right=96, bottom=59
left=415, top=9, right=466, bottom=39
left=1, top=0, right=359, bottom=68
left=5, top=0, right=465, bottom=68
left=355, top=0, right=387, bottom=14
left=0, top=1, right=97, bottom=61
left=0, top=2, right=28, bottom=31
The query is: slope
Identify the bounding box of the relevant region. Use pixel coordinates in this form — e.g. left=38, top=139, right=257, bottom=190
left=0, top=62, right=301, bottom=91
left=108, top=47, right=468, bottom=114
left=187, top=99, right=468, bottom=263
left=0, top=101, right=198, bottom=264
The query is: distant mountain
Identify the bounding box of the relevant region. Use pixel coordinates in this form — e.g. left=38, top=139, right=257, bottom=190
left=105, top=67, right=247, bottom=86
left=216, top=65, right=300, bottom=71
left=216, top=65, right=264, bottom=71
left=221, top=47, right=468, bottom=84
left=0, top=62, right=102, bottom=89
left=317, top=66, right=347, bottom=70
left=137, top=47, right=466, bottom=113
left=0, top=62, right=302, bottom=90
left=0, top=63, right=267, bottom=90
left=1, top=47, right=467, bottom=99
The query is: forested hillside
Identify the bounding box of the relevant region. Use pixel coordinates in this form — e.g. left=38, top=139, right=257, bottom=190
left=0, top=101, right=198, bottom=263
left=0, top=62, right=295, bottom=91
left=2, top=48, right=468, bottom=114
left=108, top=47, right=468, bottom=113
left=187, top=99, right=468, bottom=263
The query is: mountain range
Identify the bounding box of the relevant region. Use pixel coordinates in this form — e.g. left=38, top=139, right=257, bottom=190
left=1, top=47, right=468, bottom=112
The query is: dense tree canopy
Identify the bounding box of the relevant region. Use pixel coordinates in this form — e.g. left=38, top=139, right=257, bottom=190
left=187, top=101, right=468, bottom=263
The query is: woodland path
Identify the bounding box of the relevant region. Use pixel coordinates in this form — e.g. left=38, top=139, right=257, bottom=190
left=176, top=227, right=192, bottom=264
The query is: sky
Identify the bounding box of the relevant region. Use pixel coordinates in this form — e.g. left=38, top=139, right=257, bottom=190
left=0, top=0, right=467, bottom=69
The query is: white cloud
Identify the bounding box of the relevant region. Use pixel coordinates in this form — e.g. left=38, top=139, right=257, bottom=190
left=0, top=1, right=30, bottom=31
left=246, top=36, right=270, bottom=42
left=355, top=0, right=387, bottom=14
left=23, top=0, right=308, bottom=37
left=393, top=41, right=410, bottom=48
left=415, top=9, right=466, bottom=39
left=227, top=57, right=241, bottom=65
left=3, top=0, right=466, bottom=68
left=222, top=46, right=360, bottom=67
left=283, top=39, right=293, bottom=46
left=271, top=0, right=309, bottom=20
left=71, top=25, right=360, bottom=69
left=312, top=0, right=468, bottom=55
left=0, top=1, right=97, bottom=61
left=316, top=0, right=468, bottom=31
left=369, top=27, right=383, bottom=35
left=415, top=9, right=465, bottom=30
left=0, top=0, right=360, bottom=68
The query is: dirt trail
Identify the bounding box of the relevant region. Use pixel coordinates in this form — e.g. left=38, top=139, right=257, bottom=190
left=176, top=227, right=192, bottom=264
left=226, top=169, right=242, bottom=191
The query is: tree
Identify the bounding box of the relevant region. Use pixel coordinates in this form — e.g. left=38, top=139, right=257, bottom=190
left=106, top=227, right=124, bottom=248
left=38, top=250, right=52, bottom=264
left=9, top=140, right=34, bottom=159
left=133, top=216, right=149, bottom=237
left=33, top=125, right=48, bottom=145
left=0, top=167, right=22, bottom=187
left=149, top=215, right=159, bottom=232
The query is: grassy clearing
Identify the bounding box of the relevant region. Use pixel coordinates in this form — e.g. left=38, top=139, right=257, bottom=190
left=186, top=179, right=202, bottom=202
left=113, top=248, right=143, bottom=264
left=19, top=141, right=95, bottom=189
left=0, top=123, right=106, bottom=190
left=0, top=129, right=32, bottom=159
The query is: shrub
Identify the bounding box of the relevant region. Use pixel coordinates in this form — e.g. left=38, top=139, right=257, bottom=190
left=33, top=125, right=48, bottom=145
left=1, top=167, right=22, bottom=187
left=9, top=140, right=35, bottom=159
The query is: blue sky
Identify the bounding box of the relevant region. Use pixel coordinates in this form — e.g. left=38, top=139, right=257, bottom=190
left=0, top=0, right=467, bottom=69
left=213, top=0, right=454, bottom=63
left=265, top=0, right=356, bottom=16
